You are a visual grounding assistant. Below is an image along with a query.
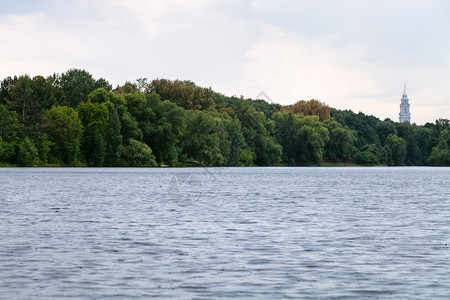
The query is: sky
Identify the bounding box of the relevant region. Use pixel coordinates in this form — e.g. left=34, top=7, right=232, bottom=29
left=1, top=0, right=449, bottom=124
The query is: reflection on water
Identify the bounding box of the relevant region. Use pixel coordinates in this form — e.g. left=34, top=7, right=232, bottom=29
left=0, top=167, right=449, bottom=299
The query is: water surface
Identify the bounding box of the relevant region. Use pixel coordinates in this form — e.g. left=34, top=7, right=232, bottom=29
left=0, top=167, right=449, bottom=299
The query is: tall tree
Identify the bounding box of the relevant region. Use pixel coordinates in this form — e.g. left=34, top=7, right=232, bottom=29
left=17, top=137, right=39, bottom=166
left=296, top=115, right=329, bottom=165
left=385, top=134, right=407, bottom=166
left=181, top=110, right=223, bottom=166
left=144, top=93, right=187, bottom=165
left=45, top=106, right=82, bottom=165
left=0, top=104, right=22, bottom=163
left=104, top=104, right=122, bottom=166
left=428, top=129, right=450, bottom=166
left=233, top=99, right=281, bottom=165
left=8, top=76, right=35, bottom=127
left=77, top=100, right=109, bottom=166
left=58, top=69, right=112, bottom=107
left=272, top=111, right=299, bottom=165
left=323, top=118, right=357, bottom=161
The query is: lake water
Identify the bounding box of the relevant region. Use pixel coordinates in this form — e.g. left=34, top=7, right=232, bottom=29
left=0, top=167, right=449, bottom=299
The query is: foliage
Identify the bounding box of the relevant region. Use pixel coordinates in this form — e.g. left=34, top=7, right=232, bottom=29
left=234, top=99, right=281, bottom=165
left=147, top=79, right=214, bottom=110
left=58, top=69, right=111, bottom=107
left=282, top=99, right=331, bottom=121
left=1, top=69, right=449, bottom=167
left=0, top=105, right=22, bottom=162
left=17, top=137, right=39, bottom=166
left=45, top=106, right=82, bottom=165
left=356, top=144, right=381, bottom=166
left=296, top=115, right=329, bottom=165
left=385, top=134, right=407, bottom=166
left=120, top=139, right=157, bottom=167
left=323, top=118, right=357, bottom=161
left=104, top=106, right=123, bottom=166
left=428, top=129, right=450, bottom=166
left=181, top=110, right=223, bottom=166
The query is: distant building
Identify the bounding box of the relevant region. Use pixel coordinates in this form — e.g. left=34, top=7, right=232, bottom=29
left=399, top=83, right=411, bottom=123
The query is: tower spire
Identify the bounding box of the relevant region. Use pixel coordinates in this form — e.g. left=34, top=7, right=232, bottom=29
left=399, top=83, right=411, bottom=123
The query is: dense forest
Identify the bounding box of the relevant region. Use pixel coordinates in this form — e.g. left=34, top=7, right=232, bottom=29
left=0, top=69, right=449, bottom=167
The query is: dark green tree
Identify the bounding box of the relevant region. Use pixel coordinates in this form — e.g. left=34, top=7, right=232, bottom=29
left=375, top=120, right=397, bottom=146
left=147, top=79, right=214, bottom=110
left=223, top=117, right=247, bottom=166
left=385, top=134, right=407, bottom=166
left=144, top=93, right=187, bottom=165
left=233, top=99, right=281, bottom=165
left=0, top=104, right=22, bottom=163
left=17, top=137, right=39, bottom=166
left=58, top=69, right=111, bottom=107
left=181, top=110, right=223, bottom=166
left=356, top=144, right=382, bottom=166
left=45, top=106, right=82, bottom=165
left=323, top=118, right=357, bottom=161
left=77, top=100, right=109, bottom=166
left=272, top=111, right=298, bottom=165
left=104, top=105, right=122, bottom=166
left=296, top=115, right=329, bottom=165
left=428, top=129, right=450, bottom=166
left=120, top=138, right=157, bottom=167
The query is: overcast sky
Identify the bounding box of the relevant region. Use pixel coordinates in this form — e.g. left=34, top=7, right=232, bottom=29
left=1, top=0, right=449, bottom=124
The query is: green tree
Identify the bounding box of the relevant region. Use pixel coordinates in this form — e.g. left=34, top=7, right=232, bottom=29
left=147, top=79, right=214, bottom=110
left=145, top=95, right=180, bottom=164
left=30, top=75, right=59, bottom=111
left=0, top=76, right=18, bottom=106
left=36, top=136, right=52, bottom=165
left=104, top=105, right=123, bottom=166
left=375, top=120, right=397, bottom=146
left=77, top=100, right=109, bottom=166
left=223, top=117, right=247, bottom=166
left=181, top=110, right=223, bottom=166
left=385, top=134, right=407, bottom=166
left=428, top=129, right=450, bottom=166
left=45, top=106, right=82, bottom=165
left=0, top=105, right=22, bottom=163
left=120, top=138, right=157, bottom=167
left=323, top=118, right=357, bottom=161
left=356, top=144, right=383, bottom=165
left=58, top=69, right=111, bottom=107
left=7, top=75, right=36, bottom=127
left=17, top=137, right=39, bottom=166
left=233, top=99, right=281, bottom=165
left=331, top=109, right=380, bottom=149
left=272, top=111, right=299, bottom=165
left=296, top=115, right=329, bottom=165
left=239, top=148, right=256, bottom=166
left=416, top=126, right=433, bottom=164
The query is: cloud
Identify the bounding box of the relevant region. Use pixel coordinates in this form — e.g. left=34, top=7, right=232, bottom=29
left=0, top=0, right=449, bottom=124
left=243, top=26, right=384, bottom=105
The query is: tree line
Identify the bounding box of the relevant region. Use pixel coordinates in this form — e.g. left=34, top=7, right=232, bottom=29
left=0, top=69, right=449, bottom=167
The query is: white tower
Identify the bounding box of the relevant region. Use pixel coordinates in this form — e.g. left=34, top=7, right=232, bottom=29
left=399, top=83, right=411, bottom=123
